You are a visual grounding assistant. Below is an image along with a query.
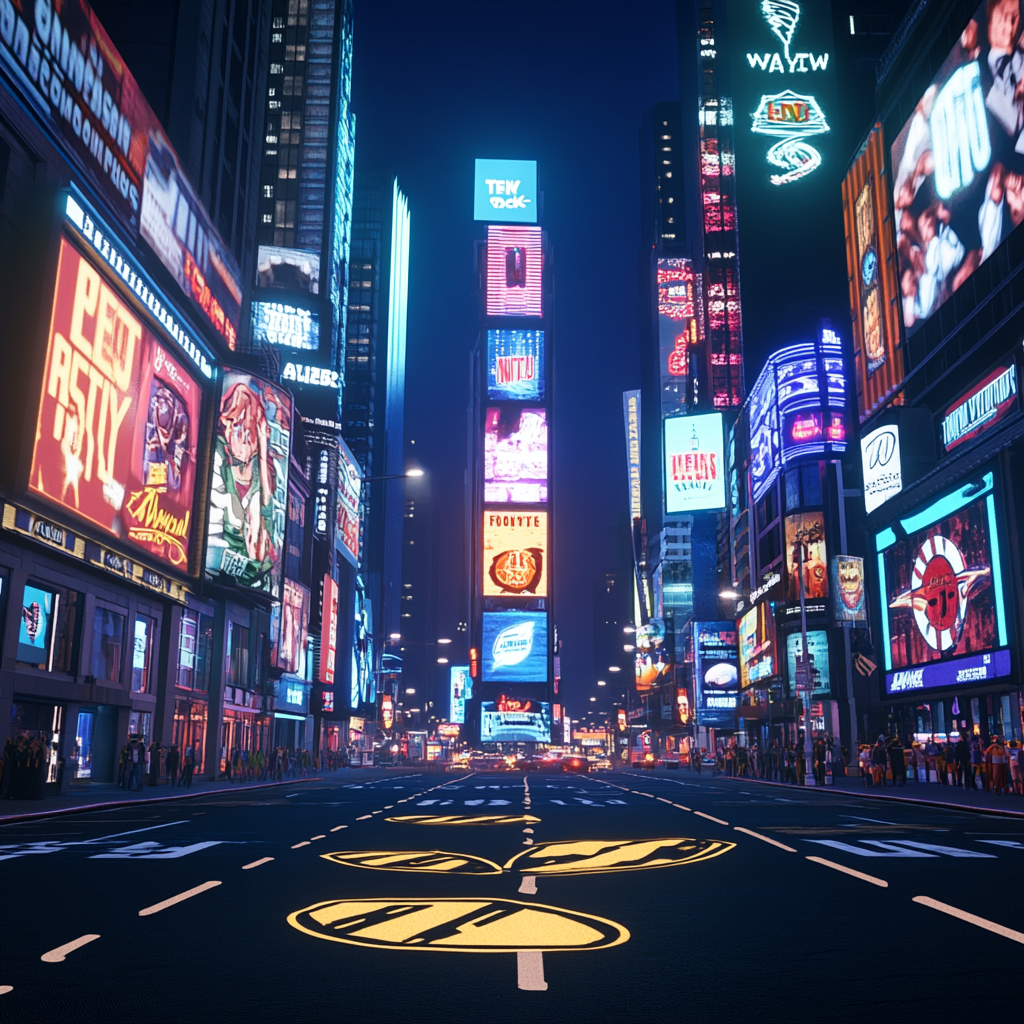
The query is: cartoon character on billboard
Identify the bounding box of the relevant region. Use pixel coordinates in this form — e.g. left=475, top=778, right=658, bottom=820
left=144, top=380, right=191, bottom=491
left=832, top=555, right=867, bottom=622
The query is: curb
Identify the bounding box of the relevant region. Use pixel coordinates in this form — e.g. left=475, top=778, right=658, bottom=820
left=713, top=773, right=1024, bottom=819
left=0, top=776, right=327, bottom=825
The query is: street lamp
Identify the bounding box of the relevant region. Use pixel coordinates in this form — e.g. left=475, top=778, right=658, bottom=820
left=362, top=468, right=425, bottom=482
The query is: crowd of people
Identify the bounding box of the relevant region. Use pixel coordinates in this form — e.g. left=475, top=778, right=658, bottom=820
left=693, top=736, right=847, bottom=784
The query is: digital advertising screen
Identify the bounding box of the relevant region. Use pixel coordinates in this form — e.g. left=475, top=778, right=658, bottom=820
left=257, top=246, right=320, bottom=294
left=352, top=587, right=374, bottom=707
left=480, top=697, right=552, bottom=744
left=748, top=353, right=781, bottom=503
left=18, top=584, right=54, bottom=666
left=483, top=511, right=547, bottom=597
left=482, top=610, right=548, bottom=683
left=832, top=555, right=867, bottom=623
left=785, top=512, right=828, bottom=602
left=336, top=438, right=362, bottom=568
left=861, top=423, right=903, bottom=514
left=251, top=301, right=319, bottom=351
left=31, top=238, right=203, bottom=573
left=450, top=665, right=469, bottom=724
left=273, top=579, right=310, bottom=676
left=487, top=330, right=545, bottom=400
left=940, top=361, right=1019, bottom=454
left=786, top=630, right=831, bottom=696
left=738, top=603, right=778, bottom=688
left=206, top=369, right=292, bottom=597
left=891, top=1, right=1024, bottom=338
left=657, top=258, right=700, bottom=416
left=484, top=407, right=548, bottom=503
left=320, top=574, right=338, bottom=687
left=474, top=158, right=538, bottom=223
left=486, top=226, right=543, bottom=318
left=877, top=470, right=1010, bottom=695
left=664, top=413, right=725, bottom=513
left=694, top=621, right=739, bottom=726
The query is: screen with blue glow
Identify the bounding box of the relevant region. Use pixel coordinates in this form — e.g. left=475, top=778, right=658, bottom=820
left=487, top=330, right=545, bottom=400
left=482, top=611, right=548, bottom=683
left=252, top=301, right=319, bottom=351
left=480, top=699, right=552, bottom=743
left=474, top=159, right=538, bottom=223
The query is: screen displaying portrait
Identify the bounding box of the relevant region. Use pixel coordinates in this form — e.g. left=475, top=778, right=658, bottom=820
left=738, top=603, right=778, bottom=688
left=485, top=407, right=547, bottom=504
left=18, top=585, right=54, bottom=666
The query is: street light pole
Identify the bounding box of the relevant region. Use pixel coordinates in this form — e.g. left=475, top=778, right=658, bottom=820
left=797, top=528, right=815, bottom=786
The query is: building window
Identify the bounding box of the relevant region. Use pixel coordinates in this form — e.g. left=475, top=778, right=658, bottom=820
left=263, top=185, right=274, bottom=198
left=270, top=63, right=284, bottom=75
left=177, top=611, right=214, bottom=692
left=16, top=582, right=82, bottom=672
left=91, top=606, right=126, bottom=684
left=272, top=31, right=283, bottom=43
left=132, top=614, right=156, bottom=693
left=227, top=622, right=250, bottom=690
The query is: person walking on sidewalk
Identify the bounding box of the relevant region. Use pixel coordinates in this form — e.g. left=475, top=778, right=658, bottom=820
left=148, top=741, right=161, bottom=787
left=1009, top=740, right=1023, bottom=796
left=955, top=734, right=972, bottom=791
left=970, top=737, right=985, bottom=790
left=813, top=737, right=826, bottom=786
left=985, top=735, right=1009, bottom=796
left=871, top=736, right=888, bottom=787
left=182, top=744, right=195, bottom=790
left=165, top=745, right=179, bottom=788
left=888, top=736, right=907, bottom=786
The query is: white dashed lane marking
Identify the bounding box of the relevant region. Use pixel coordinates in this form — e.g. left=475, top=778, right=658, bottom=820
left=912, top=897, right=1024, bottom=944
left=138, top=881, right=222, bottom=917
left=41, top=934, right=100, bottom=962
left=806, top=856, right=888, bottom=888
left=242, top=857, right=274, bottom=870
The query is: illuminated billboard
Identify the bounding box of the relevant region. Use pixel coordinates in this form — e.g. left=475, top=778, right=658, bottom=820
left=664, top=413, right=725, bottom=513
left=252, top=301, right=319, bottom=351
left=892, top=1, right=1024, bottom=338
left=206, top=369, right=292, bottom=597
left=336, top=438, right=362, bottom=568
left=352, top=588, right=374, bottom=706
left=31, top=238, right=203, bottom=573
left=694, top=621, right=739, bottom=727
left=480, top=697, right=552, bottom=743
left=474, top=159, right=538, bottom=223
left=482, top=611, right=548, bottom=683
left=876, top=470, right=1010, bottom=695
left=657, top=258, right=701, bottom=415
left=842, top=125, right=904, bottom=422
left=940, top=362, right=1019, bottom=455
left=257, top=246, right=320, bottom=294
left=483, top=511, right=547, bottom=597
left=786, top=630, right=831, bottom=696
left=450, top=665, right=469, bottom=724
left=321, top=574, right=338, bottom=687
left=272, top=579, right=310, bottom=676
left=785, top=512, right=827, bottom=602
left=738, top=603, right=778, bottom=688
left=485, top=407, right=547, bottom=503
left=831, top=556, right=867, bottom=623
left=487, top=330, right=545, bottom=400
left=861, top=423, right=903, bottom=514
left=486, top=226, right=543, bottom=318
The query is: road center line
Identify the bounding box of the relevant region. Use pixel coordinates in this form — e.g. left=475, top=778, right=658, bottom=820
left=734, top=827, right=797, bottom=852
left=672, top=803, right=691, bottom=811
left=330, top=826, right=347, bottom=832
left=656, top=797, right=673, bottom=804
left=41, top=934, right=100, bottom=962
left=356, top=815, right=372, bottom=820
left=806, top=856, right=888, bottom=887
left=694, top=811, right=729, bottom=826
left=138, top=881, right=222, bottom=917
left=80, top=820, right=191, bottom=844
left=291, top=841, right=311, bottom=849
left=912, top=896, right=1024, bottom=943
left=310, top=835, right=326, bottom=840
left=517, top=950, right=548, bottom=991
left=242, top=857, right=274, bottom=870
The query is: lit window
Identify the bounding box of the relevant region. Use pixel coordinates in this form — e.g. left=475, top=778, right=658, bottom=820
left=662, top=159, right=671, bottom=165
left=269, top=100, right=281, bottom=110
left=662, top=147, right=672, bottom=152
left=265, top=149, right=277, bottom=157
left=273, top=16, right=284, bottom=27
left=262, top=213, right=273, bottom=223
left=268, top=88, right=276, bottom=96
left=263, top=185, right=273, bottom=198
left=265, top=134, right=278, bottom=144
left=270, top=63, right=284, bottom=75
left=272, top=32, right=282, bottom=43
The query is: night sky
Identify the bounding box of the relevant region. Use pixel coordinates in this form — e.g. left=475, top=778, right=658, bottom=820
left=350, top=0, right=679, bottom=715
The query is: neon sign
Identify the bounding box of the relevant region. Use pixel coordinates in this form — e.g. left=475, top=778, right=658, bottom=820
left=940, top=364, right=1018, bottom=454
left=282, top=362, right=340, bottom=389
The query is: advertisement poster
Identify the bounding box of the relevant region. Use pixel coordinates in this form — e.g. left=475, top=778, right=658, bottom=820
left=352, top=588, right=374, bottom=707
left=320, top=574, right=338, bottom=687
left=861, top=424, right=903, bottom=513
left=257, top=246, right=320, bottom=294
left=664, top=413, right=725, bottom=513
left=891, top=1, right=1024, bottom=336
left=18, top=584, right=53, bottom=665
left=487, top=330, right=544, bottom=400
left=336, top=438, right=362, bottom=568
left=31, top=239, right=202, bottom=573
left=941, top=362, right=1019, bottom=453
left=785, top=512, right=828, bottom=601
left=449, top=665, right=469, bottom=725
left=787, top=631, right=831, bottom=697
left=251, top=302, right=319, bottom=351
left=878, top=471, right=1009, bottom=693
left=623, top=390, right=641, bottom=520
left=206, top=368, right=292, bottom=596
left=657, top=258, right=700, bottom=416
left=738, top=603, right=777, bottom=688
left=486, top=226, right=543, bottom=318
left=480, top=697, right=552, bottom=743
left=483, top=511, right=547, bottom=596
left=831, top=555, right=867, bottom=623
left=694, top=621, right=739, bottom=726
left=748, top=357, right=780, bottom=503
left=474, top=158, right=538, bottom=223
left=482, top=610, right=548, bottom=683
left=484, top=407, right=547, bottom=503
left=273, top=579, right=310, bottom=676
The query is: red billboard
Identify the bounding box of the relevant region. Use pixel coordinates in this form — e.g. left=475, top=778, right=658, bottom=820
left=30, top=238, right=202, bottom=572
left=320, top=574, right=338, bottom=686
left=486, top=226, right=543, bottom=317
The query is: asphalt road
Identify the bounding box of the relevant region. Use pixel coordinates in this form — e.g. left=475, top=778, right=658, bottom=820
left=0, top=769, right=1020, bottom=1022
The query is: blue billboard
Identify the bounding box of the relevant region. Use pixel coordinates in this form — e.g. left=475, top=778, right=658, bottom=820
left=487, top=330, right=545, bottom=400
left=694, top=620, right=739, bottom=728
left=482, top=611, right=548, bottom=683
left=450, top=665, right=469, bottom=725
left=474, top=158, right=538, bottom=223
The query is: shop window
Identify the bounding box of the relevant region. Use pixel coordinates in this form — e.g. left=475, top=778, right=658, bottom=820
left=90, top=606, right=126, bottom=684
left=227, top=622, right=250, bottom=690
left=128, top=710, right=152, bottom=745
left=131, top=614, right=156, bottom=693
left=16, top=581, right=81, bottom=673
left=178, top=611, right=214, bottom=692
left=7, top=702, right=64, bottom=785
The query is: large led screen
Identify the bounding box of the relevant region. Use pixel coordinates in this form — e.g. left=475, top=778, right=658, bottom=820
left=481, top=697, right=552, bottom=743
left=272, top=579, right=310, bottom=676
left=206, top=369, right=292, bottom=597
left=336, top=438, right=362, bottom=568
left=785, top=512, right=828, bottom=602
left=474, top=158, right=538, bottom=223
left=450, top=665, right=469, bottom=724
left=786, top=630, right=831, bottom=697
left=257, top=246, right=320, bottom=294
left=664, top=413, right=725, bottom=513
left=876, top=470, right=1010, bottom=695
left=18, top=584, right=54, bottom=666
left=252, top=301, right=319, bottom=351
left=738, top=603, right=778, bottom=688
left=482, top=611, right=548, bottom=683
left=487, top=330, right=545, bottom=400
left=31, top=238, right=203, bottom=572
left=657, top=258, right=700, bottom=416
left=891, top=1, right=1024, bottom=337
left=485, top=407, right=547, bottom=503
left=694, top=621, right=739, bottom=727
left=486, top=226, right=543, bottom=317
left=483, top=511, right=547, bottom=596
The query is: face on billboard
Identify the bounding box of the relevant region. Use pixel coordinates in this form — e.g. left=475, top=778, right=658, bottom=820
left=486, top=226, right=543, bottom=317
left=336, top=439, right=362, bottom=568
left=252, top=302, right=319, bottom=351
left=480, top=698, right=552, bottom=743
left=485, top=408, right=547, bottom=503
left=890, top=1, right=1024, bottom=336
left=474, top=159, right=538, bottom=223
left=785, top=513, right=828, bottom=601
left=664, top=414, right=725, bottom=513
left=657, top=259, right=700, bottom=415
left=832, top=556, right=867, bottom=623
left=738, top=603, right=777, bottom=687
left=483, top=512, right=547, bottom=596
left=694, top=622, right=739, bottom=725
left=482, top=611, right=548, bottom=683
left=787, top=630, right=831, bottom=696
left=206, top=369, right=292, bottom=596
left=878, top=471, right=1009, bottom=693
left=274, top=580, right=310, bottom=676
left=257, top=246, right=320, bottom=294
left=31, top=239, right=203, bottom=573
left=487, top=330, right=545, bottom=400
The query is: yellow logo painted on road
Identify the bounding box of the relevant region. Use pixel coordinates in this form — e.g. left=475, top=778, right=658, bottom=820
left=287, top=897, right=629, bottom=952
left=322, top=850, right=502, bottom=875
left=504, top=837, right=734, bottom=875
left=385, top=814, right=541, bottom=826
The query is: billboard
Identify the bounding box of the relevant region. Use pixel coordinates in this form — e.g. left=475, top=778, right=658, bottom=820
left=257, top=246, right=320, bottom=294
left=786, top=630, right=831, bottom=696
left=450, top=665, right=469, bottom=724
left=18, top=584, right=54, bottom=666
left=694, top=621, right=739, bottom=726
left=484, top=407, right=547, bottom=503
left=861, top=423, right=903, bottom=514
left=877, top=470, right=1010, bottom=695
left=480, top=697, right=552, bottom=743
left=31, top=238, right=203, bottom=573
left=623, top=390, right=641, bottom=520
left=487, top=330, right=544, bottom=400
left=474, top=158, right=538, bottom=223
left=892, top=1, right=1024, bottom=337
left=657, top=258, right=701, bottom=415
left=785, top=512, right=828, bottom=602
left=320, top=574, right=338, bottom=686
left=831, top=555, right=867, bottom=623
left=206, top=369, right=292, bottom=596
left=664, top=413, right=725, bottom=513
left=940, top=362, right=1019, bottom=454
left=483, top=511, right=547, bottom=596
left=351, top=586, right=374, bottom=706
left=251, top=301, right=319, bottom=351
left=336, top=437, right=362, bottom=568
left=486, top=226, right=543, bottom=318
left=738, top=603, right=778, bottom=688
left=842, top=125, right=904, bottom=422
left=273, top=579, right=310, bottom=676
left=482, top=610, right=548, bottom=683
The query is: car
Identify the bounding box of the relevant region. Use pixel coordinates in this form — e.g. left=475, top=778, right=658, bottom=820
left=657, top=758, right=681, bottom=769
left=590, top=757, right=612, bottom=769
left=560, top=755, right=590, bottom=773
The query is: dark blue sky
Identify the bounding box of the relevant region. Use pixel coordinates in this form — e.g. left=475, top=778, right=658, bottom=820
left=351, top=0, right=679, bottom=714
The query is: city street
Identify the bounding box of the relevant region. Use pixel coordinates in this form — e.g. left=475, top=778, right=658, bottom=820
left=1, top=770, right=1020, bottom=1021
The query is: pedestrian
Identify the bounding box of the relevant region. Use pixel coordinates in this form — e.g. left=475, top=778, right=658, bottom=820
left=871, top=736, right=887, bottom=787
left=182, top=744, right=195, bottom=789
left=888, top=735, right=906, bottom=786
left=0, top=737, right=14, bottom=799
left=985, top=735, right=1009, bottom=796
left=148, top=741, right=161, bottom=787
left=117, top=742, right=130, bottom=789
left=971, top=736, right=985, bottom=790
left=943, top=738, right=957, bottom=786
left=926, top=736, right=939, bottom=783
left=955, top=734, right=972, bottom=791
left=813, top=737, right=826, bottom=786
left=1009, top=740, right=1024, bottom=796
left=165, top=744, right=179, bottom=787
